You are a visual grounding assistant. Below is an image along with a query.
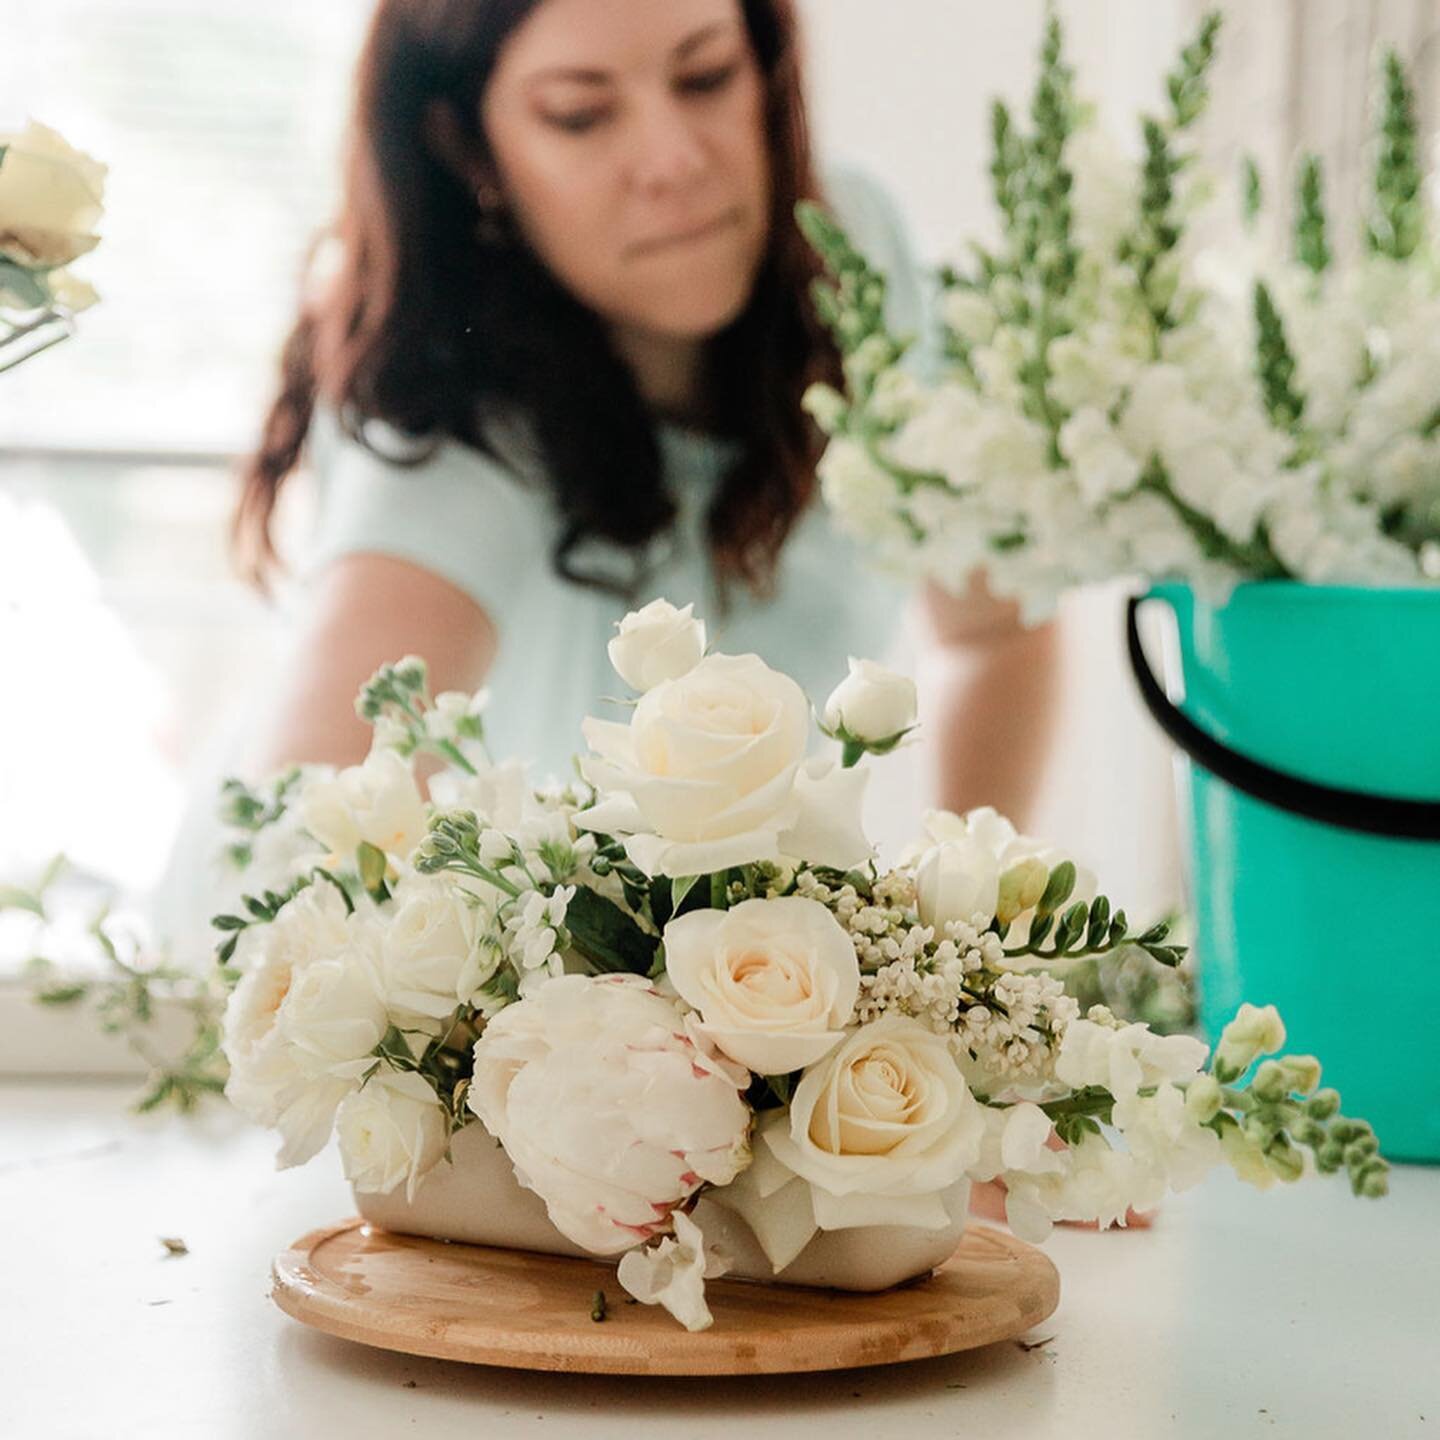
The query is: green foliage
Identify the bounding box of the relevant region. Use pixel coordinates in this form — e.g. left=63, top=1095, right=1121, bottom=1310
left=564, top=885, right=659, bottom=977
left=1365, top=49, right=1423, bottom=260
left=1253, top=280, right=1307, bottom=431
left=1294, top=155, right=1330, bottom=275
left=1240, top=153, right=1263, bottom=228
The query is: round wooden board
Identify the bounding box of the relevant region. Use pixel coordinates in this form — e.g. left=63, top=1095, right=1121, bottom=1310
left=271, top=1218, right=1059, bottom=1376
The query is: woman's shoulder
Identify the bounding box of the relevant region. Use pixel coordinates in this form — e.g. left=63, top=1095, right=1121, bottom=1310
left=304, top=406, right=551, bottom=620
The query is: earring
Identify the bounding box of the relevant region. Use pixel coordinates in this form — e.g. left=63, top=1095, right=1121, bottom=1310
left=475, top=181, right=508, bottom=246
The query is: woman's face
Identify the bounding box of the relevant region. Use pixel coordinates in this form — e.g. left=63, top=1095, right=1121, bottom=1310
left=482, top=0, right=772, bottom=343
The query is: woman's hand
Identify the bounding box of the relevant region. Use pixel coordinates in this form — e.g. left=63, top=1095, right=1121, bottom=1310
left=250, top=552, right=498, bottom=774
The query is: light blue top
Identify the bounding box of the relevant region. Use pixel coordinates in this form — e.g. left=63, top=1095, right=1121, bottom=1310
left=304, top=167, right=928, bottom=779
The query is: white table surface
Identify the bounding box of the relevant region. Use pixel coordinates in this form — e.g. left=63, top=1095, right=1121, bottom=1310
left=3, top=1078, right=1435, bottom=1440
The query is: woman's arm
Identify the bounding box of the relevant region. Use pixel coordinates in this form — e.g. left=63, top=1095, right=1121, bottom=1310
left=250, top=552, right=499, bottom=773
left=916, top=574, right=1061, bottom=831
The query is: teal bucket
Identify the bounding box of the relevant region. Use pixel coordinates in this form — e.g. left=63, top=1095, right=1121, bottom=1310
left=1129, top=582, right=1440, bottom=1163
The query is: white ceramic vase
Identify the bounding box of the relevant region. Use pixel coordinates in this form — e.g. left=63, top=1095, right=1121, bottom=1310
left=354, top=1121, right=970, bottom=1293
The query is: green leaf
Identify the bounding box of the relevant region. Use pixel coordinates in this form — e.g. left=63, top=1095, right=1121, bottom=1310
left=36, top=984, right=90, bottom=1006
left=670, top=874, right=702, bottom=912
left=0, top=885, right=45, bottom=916
left=564, top=886, right=660, bottom=977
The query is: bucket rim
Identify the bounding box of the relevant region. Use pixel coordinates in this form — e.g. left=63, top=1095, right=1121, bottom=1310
left=1147, top=578, right=1440, bottom=609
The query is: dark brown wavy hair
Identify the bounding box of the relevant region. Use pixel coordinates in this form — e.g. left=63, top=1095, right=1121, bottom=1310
left=236, top=0, right=841, bottom=598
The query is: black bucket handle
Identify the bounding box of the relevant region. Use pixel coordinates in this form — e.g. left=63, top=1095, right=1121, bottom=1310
left=1126, top=595, right=1440, bottom=841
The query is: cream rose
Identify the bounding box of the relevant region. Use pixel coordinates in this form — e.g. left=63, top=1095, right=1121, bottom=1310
left=578, top=652, right=809, bottom=876
left=0, top=120, right=106, bottom=269
left=468, top=974, right=752, bottom=1254
left=337, top=1070, right=450, bottom=1202
left=607, top=599, right=707, bottom=692
left=763, top=1015, right=986, bottom=1230
left=277, top=922, right=390, bottom=1080
left=822, top=658, right=917, bottom=746
left=379, top=873, right=485, bottom=1028
left=299, top=747, right=428, bottom=863
left=663, top=896, right=860, bottom=1075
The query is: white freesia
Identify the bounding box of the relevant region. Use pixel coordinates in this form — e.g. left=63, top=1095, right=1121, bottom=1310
left=0, top=120, right=106, bottom=269
left=764, top=1015, right=986, bottom=1230
left=823, top=658, right=917, bottom=744
left=379, top=873, right=484, bottom=1026
left=467, top=975, right=751, bottom=1254
left=607, top=599, right=707, bottom=692
left=578, top=651, right=867, bottom=877
left=663, top=896, right=860, bottom=1075
left=616, top=1210, right=727, bottom=1332
left=1054, top=1017, right=1209, bottom=1100
left=299, top=747, right=428, bottom=863
left=336, top=1070, right=450, bottom=1203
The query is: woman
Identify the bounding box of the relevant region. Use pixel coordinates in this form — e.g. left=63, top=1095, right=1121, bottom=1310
left=234, top=0, right=1059, bottom=795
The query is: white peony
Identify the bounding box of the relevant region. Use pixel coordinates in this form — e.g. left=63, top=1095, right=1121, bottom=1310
left=763, top=1014, right=986, bottom=1230
left=467, top=974, right=752, bottom=1254
left=607, top=599, right=707, bottom=693
left=616, top=1210, right=727, bottom=1332
left=1054, top=1017, right=1209, bottom=1100
left=336, top=1070, right=450, bottom=1203
left=0, top=120, right=106, bottom=270
left=578, top=651, right=869, bottom=877
left=822, top=657, right=917, bottom=745
left=663, top=896, right=860, bottom=1075
left=299, top=747, right=428, bottom=864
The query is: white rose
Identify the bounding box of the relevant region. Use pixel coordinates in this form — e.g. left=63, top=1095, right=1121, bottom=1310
left=467, top=974, right=752, bottom=1254
left=277, top=922, right=390, bottom=1080
left=298, top=747, right=428, bottom=863
left=1054, top=1017, right=1208, bottom=1100
left=607, top=600, right=707, bottom=693
left=380, top=873, right=485, bottom=1027
left=823, top=657, right=917, bottom=745
left=616, top=1210, right=727, bottom=1333
left=578, top=652, right=811, bottom=876
left=337, top=1070, right=450, bottom=1202
left=763, top=1015, right=986, bottom=1230
left=913, top=833, right=1001, bottom=932
left=0, top=120, right=106, bottom=269
left=663, top=896, right=860, bottom=1075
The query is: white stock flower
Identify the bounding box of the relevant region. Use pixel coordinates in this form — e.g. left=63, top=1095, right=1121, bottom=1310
left=428, top=756, right=529, bottom=828
left=1214, top=1002, right=1286, bottom=1075
left=764, top=1015, right=986, bottom=1230
left=1069, top=124, right=1138, bottom=257
left=607, top=600, right=707, bottom=693
left=1054, top=1017, right=1208, bottom=1100
left=616, top=1210, right=727, bottom=1332
left=663, top=896, right=860, bottom=1075
left=0, top=120, right=106, bottom=269
left=299, top=747, right=428, bottom=863
left=380, top=873, right=483, bottom=1026
left=817, top=436, right=910, bottom=542
left=1004, top=1131, right=1166, bottom=1242
left=1112, top=1084, right=1222, bottom=1190
left=1059, top=407, right=1143, bottom=504
left=822, top=657, right=917, bottom=744
left=579, top=650, right=868, bottom=877
left=337, top=1069, right=450, bottom=1202
left=424, top=688, right=489, bottom=744
left=467, top=974, right=752, bottom=1254
left=941, top=287, right=999, bottom=346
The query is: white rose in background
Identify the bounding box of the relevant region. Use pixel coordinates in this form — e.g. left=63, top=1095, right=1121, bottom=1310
left=579, top=651, right=867, bottom=877
left=380, top=873, right=483, bottom=1028
left=616, top=1211, right=727, bottom=1333
left=607, top=600, right=707, bottom=693
left=764, top=1015, right=986, bottom=1230
left=336, top=1070, right=450, bottom=1203
left=822, top=658, right=917, bottom=752
left=664, top=896, right=860, bottom=1075
left=0, top=120, right=106, bottom=270
left=468, top=975, right=752, bottom=1253
left=299, top=747, right=428, bottom=864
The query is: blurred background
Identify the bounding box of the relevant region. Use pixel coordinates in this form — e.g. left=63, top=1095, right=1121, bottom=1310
left=2, top=0, right=1438, bottom=964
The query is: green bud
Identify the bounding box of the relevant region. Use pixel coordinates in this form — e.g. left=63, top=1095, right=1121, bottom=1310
left=1305, top=1088, right=1341, bottom=1121
left=1251, top=1060, right=1289, bottom=1104
left=1344, top=1134, right=1379, bottom=1163
left=1358, top=1167, right=1390, bottom=1199
left=1277, top=1055, right=1321, bottom=1096
left=1216, top=1002, right=1286, bottom=1076
left=1264, top=1139, right=1305, bottom=1183
left=996, top=857, right=1049, bottom=927
left=1316, top=1139, right=1344, bottom=1173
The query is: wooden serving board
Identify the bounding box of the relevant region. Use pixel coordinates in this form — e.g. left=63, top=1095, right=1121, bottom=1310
left=271, top=1218, right=1059, bottom=1376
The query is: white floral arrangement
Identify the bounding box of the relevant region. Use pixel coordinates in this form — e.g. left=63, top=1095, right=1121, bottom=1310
left=801, top=11, right=1440, bottom=622
left=217, top=599, right=1386, bottom=1331
left=0, top=120, right=105, bottom=372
